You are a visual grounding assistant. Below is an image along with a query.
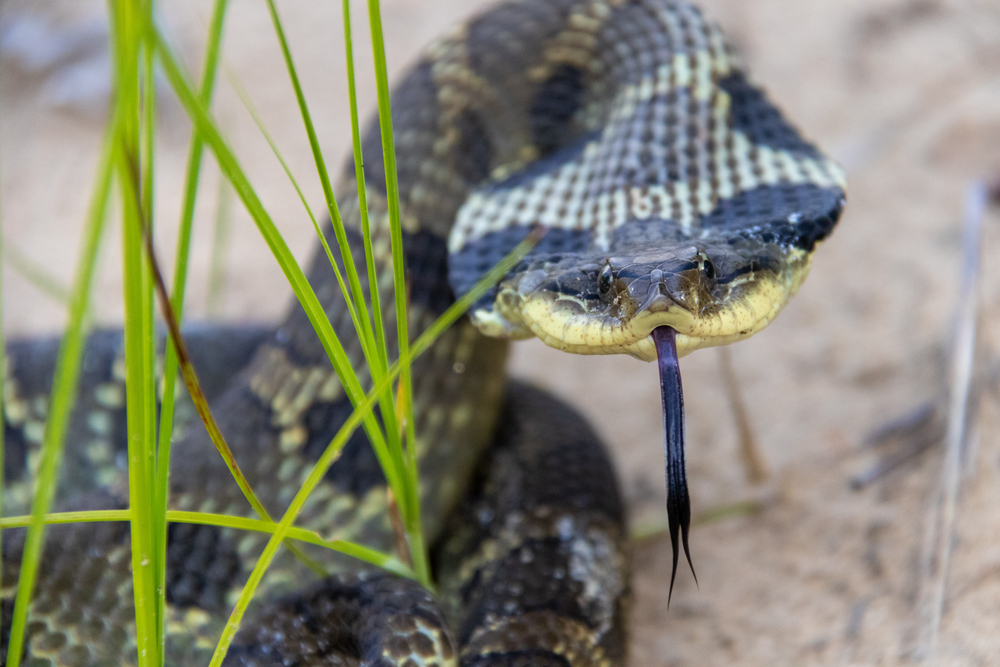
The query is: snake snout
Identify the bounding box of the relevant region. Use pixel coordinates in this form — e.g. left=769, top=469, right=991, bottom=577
left=627, top=255, right=719, bottom=317
left=635, top=273, right=687, bottom=316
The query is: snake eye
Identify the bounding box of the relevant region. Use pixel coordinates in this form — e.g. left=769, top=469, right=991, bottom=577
left=598, top=263, right=614, bottom=295
left=698, top=253, right=716, bottom=282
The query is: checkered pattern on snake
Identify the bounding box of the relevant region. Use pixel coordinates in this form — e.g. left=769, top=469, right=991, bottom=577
left=1, top=1, right=843, bottom=665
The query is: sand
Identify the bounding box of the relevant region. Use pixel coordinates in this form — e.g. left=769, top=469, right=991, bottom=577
left=3, top=0, right=1000, bottom=664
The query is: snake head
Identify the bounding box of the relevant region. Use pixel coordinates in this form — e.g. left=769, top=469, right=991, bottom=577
left=449, top=184, right=841, bottom=362
left=442, top=14, right=847, bottom=361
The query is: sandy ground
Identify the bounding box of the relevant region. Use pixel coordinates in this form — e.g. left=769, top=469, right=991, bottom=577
left=3, top=0, right=1000, bottom=665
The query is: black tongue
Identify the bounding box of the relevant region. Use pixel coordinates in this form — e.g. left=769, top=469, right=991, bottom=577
left=652, top=326, right=697, bottom=604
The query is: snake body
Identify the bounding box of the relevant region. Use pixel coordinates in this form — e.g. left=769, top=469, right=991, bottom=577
left=1, top=1, right=844, bottom=665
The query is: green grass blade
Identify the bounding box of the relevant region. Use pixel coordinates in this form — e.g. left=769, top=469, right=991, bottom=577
left=225, top=69, right=365, bottom=362
left=154, top=1, right=231, bottom=650
left=207, top=230, right=538, bottom=665
left=208, top=356, right=394, bottom=666
left=338, top=0, right=417, bottom=565
left=341, top=0, right=389, bottom=395
left=262, top=0, right=409, bottom=513
left=140, top=1, right=166, bottom=659
left=141, top=219, right=325, bottom=576
left=0, top=510, right=411, bottom=579
left=149, top=23, right=398, bottom=494
left=167, top=512, right=412, bottom=576
left=3, top=128, right=114, bottom=667
left=366, top=0, right=427, bottom=585
left=262, top=0, right=377, bottom=359
left=120, top=107, right=161, bottom=667
left=157, top=0, right=231, bottom=517
left=0, top=510, right=133, bottom=528
left=110, top=1, right=162, bottom=660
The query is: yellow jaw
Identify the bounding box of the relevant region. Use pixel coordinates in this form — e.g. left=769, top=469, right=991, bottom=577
left=470, top=248, right=813, bottom=361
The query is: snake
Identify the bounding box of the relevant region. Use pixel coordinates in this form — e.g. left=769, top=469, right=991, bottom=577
left=0, top=0, right=845, bottom=665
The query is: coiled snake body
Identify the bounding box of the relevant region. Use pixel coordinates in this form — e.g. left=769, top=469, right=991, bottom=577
left=1, top=1, right=845, bottom=665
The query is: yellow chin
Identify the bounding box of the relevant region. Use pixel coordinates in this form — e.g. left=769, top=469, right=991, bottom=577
left=470, top=251, right=812, bottom=361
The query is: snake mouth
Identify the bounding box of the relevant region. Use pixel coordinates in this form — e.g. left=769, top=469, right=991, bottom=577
left=483, top=250, right=811, bottom=362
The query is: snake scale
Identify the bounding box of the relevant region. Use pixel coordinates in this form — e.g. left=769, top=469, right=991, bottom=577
left=1, top=0, right=845, bottom=665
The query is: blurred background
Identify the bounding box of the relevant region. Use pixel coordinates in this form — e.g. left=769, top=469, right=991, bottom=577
left=2, top=0, right=1000, bottom=664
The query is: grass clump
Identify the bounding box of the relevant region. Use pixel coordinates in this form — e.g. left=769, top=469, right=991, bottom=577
left=2, top=2, right=533, bottom=665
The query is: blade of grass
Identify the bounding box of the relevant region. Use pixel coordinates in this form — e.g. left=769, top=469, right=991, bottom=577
left=341, top=0, right=389, bottom=409
left=139, top=207, right=325, bottom=576
left=366, top=0, right=427, bottom=585
left=156, top=0, right=232, bottom=511
left=155, top=12, right=536, bottom=657
left=149, top=22, right=399, bottom=500
left=154, top=0, right=231, bottom=653
left=339, top=0, right=415, bottom=566
left=261, top=0, right=378, bottom=363
left=0, top=510, right=134, bottom=528
left=166, top=512, right=410, bottom=575
left=208, top=230, right=539, bottom=665
left=225, top=67, right=420, bottom=548
left=140, top=1, right=166, bottom=659
left=225, top=68, right=365, bottom=365
left=110, top=0, right=162, bottom=660
left=119, top=90, right=160, bottom=667
left=263, top=0, right=409, bottom=516
left=3, top=127, right=114, bottom=667
left=0, top=510, right=411, bottom=578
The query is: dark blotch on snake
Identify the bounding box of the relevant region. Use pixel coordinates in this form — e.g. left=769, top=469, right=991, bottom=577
left=279, top=226, right=454, bottom=366
left=464, top=649, right=574, bottom=667
left=720, top=72, right=823, bottom=159
left=455, top=109, right=494, bottom=184
left=607, top=183, right=845, bottom=258
left=698, top=182, right=845, bottom=252
left=3, top=327, right=267, bottom=493
left=3, top=421, right=28, bottom=486
left=530, top=64, right=586, bottom=156
left=466, top=0, right=574, bottom=77
left=358, top=59, right=438, bottom=197
left=166, top=523, right=241, bottom=612
left=399, top=228, right=456, bottom=315
left=226, top=574, right=451, bottom=667
left=454, top=537, right=605, bottom=644
left=300, top=398, right=386, bottom=497
left=435, top=383, right=627, bottom=662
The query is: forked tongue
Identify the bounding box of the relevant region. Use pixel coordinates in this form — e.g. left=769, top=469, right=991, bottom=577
left=652, top=326, right=697, bottom=604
